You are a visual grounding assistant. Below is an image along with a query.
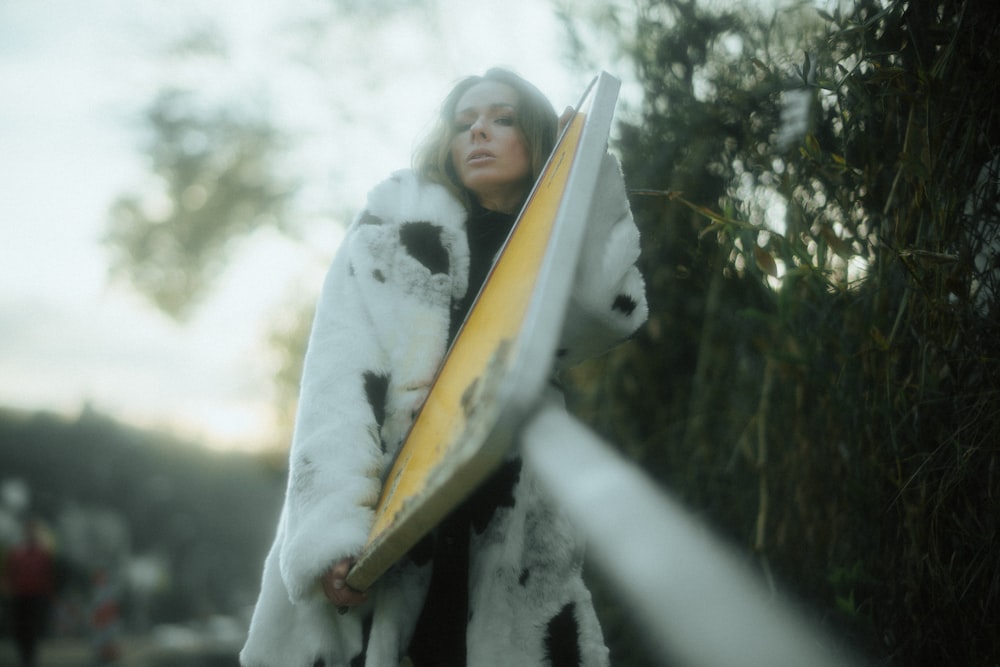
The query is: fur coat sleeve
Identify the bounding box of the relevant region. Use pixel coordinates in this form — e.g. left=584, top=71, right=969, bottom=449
left=558, top=152, right=648, bottom=368
left=241, top=156, right=646, bottom=667
left=241, top=170, right=470, bottom=667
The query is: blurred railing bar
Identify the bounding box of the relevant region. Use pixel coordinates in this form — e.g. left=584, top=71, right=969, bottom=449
left=521, top=403, right=866, bottom=667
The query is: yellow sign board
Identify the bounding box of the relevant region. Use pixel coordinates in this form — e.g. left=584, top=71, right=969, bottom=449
left=347, top=73, right=621, bottom=590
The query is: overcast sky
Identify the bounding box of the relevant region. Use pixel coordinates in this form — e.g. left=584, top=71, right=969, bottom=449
left=0, top=0, right=603, bottom=451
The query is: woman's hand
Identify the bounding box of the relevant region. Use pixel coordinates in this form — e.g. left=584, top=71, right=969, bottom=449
left=559, top=106, right=575, bottom=135
left=321, top=558, right=367, bottom=609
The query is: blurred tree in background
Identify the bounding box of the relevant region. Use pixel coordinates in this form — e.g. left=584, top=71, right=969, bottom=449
left=0, top=408, right=282, bottom=630
left=105, top=88, right=297, bottom=321
left=565, top=0, right=1000, bottom=664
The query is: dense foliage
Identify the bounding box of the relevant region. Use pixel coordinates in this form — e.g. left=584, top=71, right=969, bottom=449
left=566, top=1, right=1000, bottom=665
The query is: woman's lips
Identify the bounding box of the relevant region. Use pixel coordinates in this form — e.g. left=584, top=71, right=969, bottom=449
left=467, top=150, right=495, bottom=162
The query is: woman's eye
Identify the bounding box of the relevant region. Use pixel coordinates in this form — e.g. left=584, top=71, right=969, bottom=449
left=495, top=116, right=515, bottom=126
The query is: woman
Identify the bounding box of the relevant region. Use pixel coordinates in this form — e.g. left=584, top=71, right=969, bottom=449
left=241, top=69, right=647, bottom=667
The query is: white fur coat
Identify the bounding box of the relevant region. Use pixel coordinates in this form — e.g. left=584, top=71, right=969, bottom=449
left=241, top=154, right=647, bottom=667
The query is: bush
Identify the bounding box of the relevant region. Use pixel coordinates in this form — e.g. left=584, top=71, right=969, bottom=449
left=568, top=1, right=1000, bottom=664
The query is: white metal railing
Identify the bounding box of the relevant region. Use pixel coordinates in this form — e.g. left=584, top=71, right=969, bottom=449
left=521, top=403, right=867, bottom=667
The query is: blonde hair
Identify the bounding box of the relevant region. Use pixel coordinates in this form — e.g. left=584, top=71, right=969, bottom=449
left=414, top=68, right=558, bottom=210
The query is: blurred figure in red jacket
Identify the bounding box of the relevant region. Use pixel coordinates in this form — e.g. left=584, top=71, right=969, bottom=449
left=2, top=518, right=55, bottom=667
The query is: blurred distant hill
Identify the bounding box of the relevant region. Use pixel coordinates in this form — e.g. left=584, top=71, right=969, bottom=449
left=0, top=406, right=284, bottom=627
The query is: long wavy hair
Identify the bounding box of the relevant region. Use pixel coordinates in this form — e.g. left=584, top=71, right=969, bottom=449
left=413, top=68, right=558, bottom=210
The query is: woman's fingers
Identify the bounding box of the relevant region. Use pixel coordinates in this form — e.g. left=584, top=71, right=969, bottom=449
left=321, top=558, right=367, bottom=607
left=559, top=106, right=575, bottom=134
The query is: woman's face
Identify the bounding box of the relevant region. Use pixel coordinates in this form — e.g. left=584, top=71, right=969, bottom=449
left=449, top=80, right=532, bottom=213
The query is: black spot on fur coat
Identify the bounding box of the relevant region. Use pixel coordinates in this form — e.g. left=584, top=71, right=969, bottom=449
left=241, top=155, right=647, bottom=667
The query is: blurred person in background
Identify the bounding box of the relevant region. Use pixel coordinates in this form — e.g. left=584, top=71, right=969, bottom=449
left=2, top=518, right=55, bottom=667
left=89, top=568, right=123, bottom=666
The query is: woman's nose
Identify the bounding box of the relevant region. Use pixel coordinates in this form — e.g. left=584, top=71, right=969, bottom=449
left=470, top=117, right=488, bottom=138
